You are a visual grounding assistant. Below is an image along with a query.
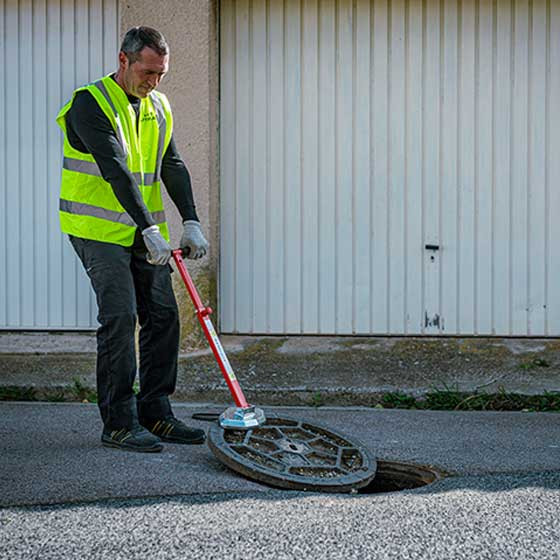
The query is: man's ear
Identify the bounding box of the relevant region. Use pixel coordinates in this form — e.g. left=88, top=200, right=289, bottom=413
left=118, top=51, right=128, bottom=70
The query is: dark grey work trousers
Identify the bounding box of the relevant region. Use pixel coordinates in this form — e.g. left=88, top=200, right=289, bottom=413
left=69, top=234, right=180, bottom=431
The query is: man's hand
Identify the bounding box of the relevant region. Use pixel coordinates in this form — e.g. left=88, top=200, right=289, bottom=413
left=180, top=220, right=209, bottom=259
left=142, top=225, right=172, bottom=265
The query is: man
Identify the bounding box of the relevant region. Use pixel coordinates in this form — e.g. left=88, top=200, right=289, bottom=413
left=57, top=26, right=207, bottom=452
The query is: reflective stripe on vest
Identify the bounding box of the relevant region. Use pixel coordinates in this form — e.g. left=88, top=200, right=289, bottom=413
left=150, top=93, right=167, bottom=184
left=60, top=199, right=166, bottom=227
left=62, top=157, right=155, bottom=185
left=94, top=80, right=129, bottom=158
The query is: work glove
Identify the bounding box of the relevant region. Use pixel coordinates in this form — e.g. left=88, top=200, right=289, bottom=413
left=142, top=225, right=172, bottom=265
left=180, top=220, right=209, bottom=260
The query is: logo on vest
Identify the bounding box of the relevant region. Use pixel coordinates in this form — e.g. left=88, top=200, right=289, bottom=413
left=141, top=113, right=157, bottom=122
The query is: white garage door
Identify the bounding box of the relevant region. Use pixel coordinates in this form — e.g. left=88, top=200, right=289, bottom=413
left=0, top=0, right=119, bottom=329
left=220, top=0, right=560, bottom=336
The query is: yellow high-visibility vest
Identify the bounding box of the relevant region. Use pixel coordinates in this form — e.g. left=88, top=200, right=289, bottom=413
left=56, top=75, right=173, bottom=245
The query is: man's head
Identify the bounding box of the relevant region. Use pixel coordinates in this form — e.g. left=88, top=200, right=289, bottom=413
left=116, top=26, right=169, bottom=98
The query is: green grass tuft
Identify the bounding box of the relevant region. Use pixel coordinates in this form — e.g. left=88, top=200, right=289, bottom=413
left=309, top=391, right=325, bottom=408
left=0, top=386, right=37, bottom=401
left=519, top=357, right=551, bottom=370
left=378, top=387, right=560, bottom=412
left=72, top=377, right=97, bottom=403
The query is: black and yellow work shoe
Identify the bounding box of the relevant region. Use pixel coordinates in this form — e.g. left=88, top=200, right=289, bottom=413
left=101, top=426, right=163, bottom=453
left=142, top=416, right=206, bottom=445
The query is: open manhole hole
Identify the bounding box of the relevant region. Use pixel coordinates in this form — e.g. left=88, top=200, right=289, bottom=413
left=357, top=460, right=444, bottom=494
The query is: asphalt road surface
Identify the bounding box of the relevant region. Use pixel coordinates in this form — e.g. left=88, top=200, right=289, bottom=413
left=1, top=403, right=559, bottom=559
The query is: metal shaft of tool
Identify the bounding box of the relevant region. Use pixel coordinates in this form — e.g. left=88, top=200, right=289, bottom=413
left=172, top=250, right=249, bottom=409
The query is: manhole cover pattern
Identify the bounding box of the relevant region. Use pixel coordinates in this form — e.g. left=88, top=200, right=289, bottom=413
left=208, top=416, right=377, bottom=492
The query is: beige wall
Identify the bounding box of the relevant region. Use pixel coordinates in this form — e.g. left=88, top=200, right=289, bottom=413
left=120, top=0, right=219, bottom=347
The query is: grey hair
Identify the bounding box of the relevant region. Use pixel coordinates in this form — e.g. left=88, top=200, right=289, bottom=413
left=120, top=26, right=169, bottom=63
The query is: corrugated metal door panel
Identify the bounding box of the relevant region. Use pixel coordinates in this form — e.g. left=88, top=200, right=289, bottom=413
left=301, top=0, right=320, bottom=333
left=405, top=0, right=424, bottom=335
left=232, top=0, right=251, bottom=334
left=371, top=0, right=390, bottom=333
left=353, top=0, right=371, bottom=333
left=251, top=0, right=268, bottom=333
left=61, top=1, right=78, bottom=328
left=422, top=0, right=441, bottom=335
left=4, top=0, right=21, bottom=327
left=477, top=0, right=494, bottom=335
left=529, top=0, right=547, bottom=335
left=0, top=2, right=6, bottom=327
left=220, top=0, right=560, bottom=336
left=389, top=0, right=406, bottom=334
left=441, top=0, right=459, bottom=334
left=284, top=2, right=302, bottom=333
left=0, top=0, right=118, bottom=329
left=47, top=0, right=65, bottom=329
left=549, top=1, right=560, bottom=335
left=511, top=0, right=529, bottom=334
left=317, top=0, right=336, bottom=333
left=335, top=0, right=353, bottom=333
left=20, top=1, right=34, bottom=326
left=219, top=0, right=235, bottom=333
left=494, top=0, right=513, bottom=335
left=265, top=0, right=287, bottom=333
left=33, top=1, right=49, bottom=327
left=459, top=1, right=477, bottom=334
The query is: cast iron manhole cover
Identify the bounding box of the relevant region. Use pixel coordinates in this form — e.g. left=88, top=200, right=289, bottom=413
left=207, top=416, right=377, bottom=492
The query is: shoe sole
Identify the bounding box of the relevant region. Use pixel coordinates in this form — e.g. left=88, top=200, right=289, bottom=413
left=157, top=434, right=206, bottom=445
left=101, top=440, right=163, bottom=453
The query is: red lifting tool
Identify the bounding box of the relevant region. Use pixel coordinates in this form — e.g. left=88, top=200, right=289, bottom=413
left=172, top=250, right=265, bottom=429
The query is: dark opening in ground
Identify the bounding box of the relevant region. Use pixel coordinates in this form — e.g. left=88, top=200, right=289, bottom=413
left=358, top=460, right=444, bottom=494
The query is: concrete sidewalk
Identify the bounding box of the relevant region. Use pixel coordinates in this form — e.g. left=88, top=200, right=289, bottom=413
left=1, top=402, right=559, bottom=559
left=1, top=332, right=560, bottom=405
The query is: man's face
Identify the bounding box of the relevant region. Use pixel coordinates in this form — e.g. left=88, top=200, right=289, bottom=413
left=119, top=46, right=169, bottom=98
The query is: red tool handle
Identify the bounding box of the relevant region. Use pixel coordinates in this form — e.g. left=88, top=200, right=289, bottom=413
left=172, top=250, right=249, bottom=409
